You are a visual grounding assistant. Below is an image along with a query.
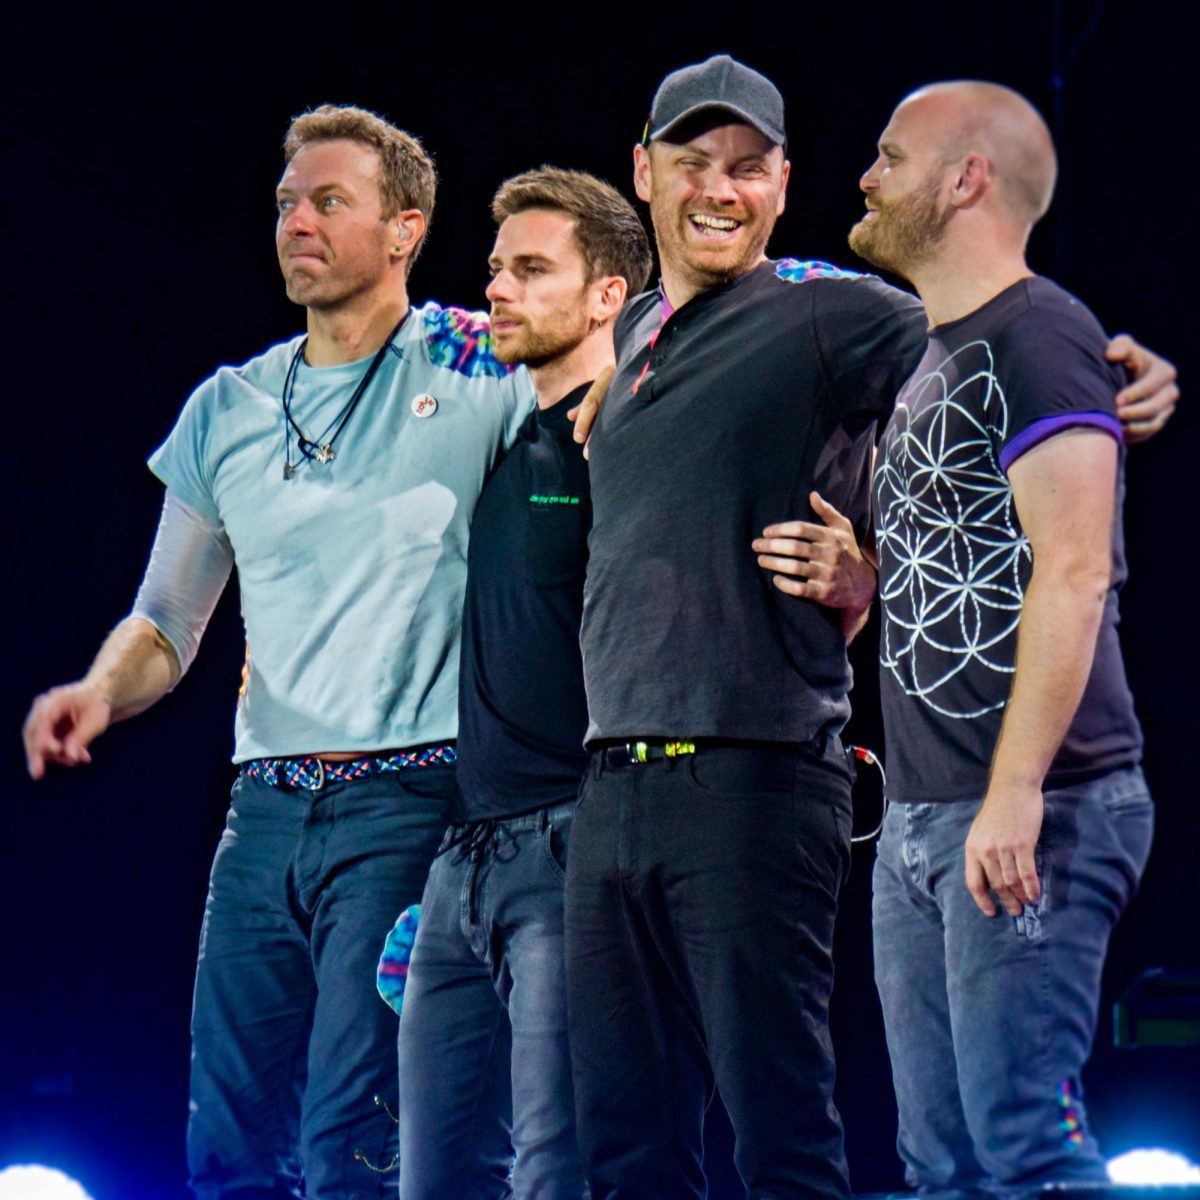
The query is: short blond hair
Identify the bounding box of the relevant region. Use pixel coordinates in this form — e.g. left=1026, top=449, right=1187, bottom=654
left=283, top=104, right=437, bottom=266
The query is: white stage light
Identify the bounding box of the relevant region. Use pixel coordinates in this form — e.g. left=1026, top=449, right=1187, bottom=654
left=1108, top=1148, right=1200, bottom=1185
left=0, top=1165, right=95, bottom=1200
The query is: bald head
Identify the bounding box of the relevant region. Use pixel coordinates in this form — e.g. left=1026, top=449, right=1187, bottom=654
left=901, top=81, right=1057, bottom=227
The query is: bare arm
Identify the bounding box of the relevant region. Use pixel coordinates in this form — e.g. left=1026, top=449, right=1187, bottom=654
left=23, top=491, right=232, bottom=780
left=23, top=617, right=181, bottom=779
left=752, top=491, right=878, bottom=641
left=568, top=364, right=614, bottom=458
left=963, top=428, right=1118, bottom=916
left=1106, top=333, right=1179, bottom=443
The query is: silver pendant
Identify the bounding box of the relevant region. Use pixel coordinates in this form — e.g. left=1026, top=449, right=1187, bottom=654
left=283, top=462, right=295, bottom=480
left=315, top=444, right=336, bottom=464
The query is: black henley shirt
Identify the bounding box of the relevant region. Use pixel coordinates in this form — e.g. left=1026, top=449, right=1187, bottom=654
left=581, top=258, right=927, bottom=746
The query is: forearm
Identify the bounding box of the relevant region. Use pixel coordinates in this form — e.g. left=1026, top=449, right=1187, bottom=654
left=81, top=616, right=181, bottom=722
left=841, top=593, right=874, bottom=643
left=988, top=560, right=1109, bottom=791
left=965, top=413, right=1118, bottom=915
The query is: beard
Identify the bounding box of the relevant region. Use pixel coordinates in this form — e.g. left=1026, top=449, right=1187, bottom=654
left=650, top=192, right=777, bottom=292
left=492, top=306, right=590, bottom=369
left=848, top=173, right=950, bottom=279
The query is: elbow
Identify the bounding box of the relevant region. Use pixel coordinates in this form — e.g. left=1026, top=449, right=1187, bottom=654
left=1036, top=552, right=1112, bottom=610
left=125, top=615, right=185, bottom=687
left=1070, top=556, right=1113, bottom=604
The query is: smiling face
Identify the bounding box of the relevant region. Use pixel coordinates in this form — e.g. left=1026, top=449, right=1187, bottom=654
left=848, top=97, right=954, bottom=279
left=275, top=138, right=395, bottom=311
left=634, top=119, right=789, bottom=296
left=485, top=209, right=595, bottom=368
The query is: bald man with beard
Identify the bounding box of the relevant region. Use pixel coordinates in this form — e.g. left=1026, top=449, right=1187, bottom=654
left=760, top=81, right=1166, bottom=1196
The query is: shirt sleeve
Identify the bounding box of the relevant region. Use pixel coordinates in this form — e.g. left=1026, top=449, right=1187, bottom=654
left=130, top=490, right=234, bottom=678
left=989, top=303, right=1125, bottom=474
left=147, top=379, right=220, bottom=520
left=810, top=276, right=928, bottom=432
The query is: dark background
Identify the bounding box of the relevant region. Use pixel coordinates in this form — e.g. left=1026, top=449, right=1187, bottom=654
left=4, top=3, right=1197, bottom=1198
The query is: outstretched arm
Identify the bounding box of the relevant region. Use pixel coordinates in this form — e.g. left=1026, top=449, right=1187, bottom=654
left=963, top=428, right=1118, bottom=916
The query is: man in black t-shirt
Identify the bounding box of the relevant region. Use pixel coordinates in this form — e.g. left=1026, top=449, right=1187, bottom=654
left=761, top=82, right=1165, bottom=1197
left=392, top=168, right=651, bottom=1200
left=567, top=55, right=928, bottom=1200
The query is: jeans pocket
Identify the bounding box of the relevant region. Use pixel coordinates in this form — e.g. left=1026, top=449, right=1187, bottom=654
left=393, top=762, right=457, bottom=805
left=685, top=746, right=798, bottom=797
left=542, top=807, right=574, bottom=877
left=1101, top=773, right=1154, bottom=818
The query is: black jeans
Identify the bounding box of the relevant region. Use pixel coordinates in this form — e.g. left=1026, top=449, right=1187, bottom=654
left=564, top=740, right=853, bottom=1200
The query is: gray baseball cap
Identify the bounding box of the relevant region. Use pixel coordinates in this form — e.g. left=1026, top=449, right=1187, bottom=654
left=644, top=54, right=786, bottom=147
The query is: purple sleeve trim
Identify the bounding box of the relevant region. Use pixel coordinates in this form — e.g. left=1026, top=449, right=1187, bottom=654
left=999, top=411, right=1123, bottom=473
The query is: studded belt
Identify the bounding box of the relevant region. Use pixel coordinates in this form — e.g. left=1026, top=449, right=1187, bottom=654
left=242, top=744, right=457, bottom=791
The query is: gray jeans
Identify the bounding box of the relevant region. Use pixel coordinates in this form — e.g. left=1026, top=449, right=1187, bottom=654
left=872, top=764, right=1153, bottom=1200
left=397, top=801, right=586, bottom=1200
left=187, top=765, right=453, bottom=1200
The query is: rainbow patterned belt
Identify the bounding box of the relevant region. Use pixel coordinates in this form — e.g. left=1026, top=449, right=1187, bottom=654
left=242, top=745, right=456, bottom=791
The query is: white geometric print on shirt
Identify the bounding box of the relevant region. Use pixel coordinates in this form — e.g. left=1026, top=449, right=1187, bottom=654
left=875, top=340, right=1031, bottom=719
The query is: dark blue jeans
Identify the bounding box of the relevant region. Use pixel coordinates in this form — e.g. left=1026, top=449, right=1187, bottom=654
left=187, top=765, right=453, bottom=1200
left=872, top=765, right=1154, bottom=1200
left=396, top=801, right=586, bottom=1200
left=565, top=741, right=854, bottom=1200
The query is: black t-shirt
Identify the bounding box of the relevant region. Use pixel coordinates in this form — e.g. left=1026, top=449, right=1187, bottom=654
left=874, top=276, right=1143, bottom=802
left=582, top=258, right=927, bottom=745
left=453, top=384, right=592, bottom=821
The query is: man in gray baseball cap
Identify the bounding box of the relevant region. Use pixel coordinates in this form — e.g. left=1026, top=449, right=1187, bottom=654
left=563, top=53, right=1177, bottom=1200
left=564, top=51, right=926, bottom=1200
left=642, top=52, right=786, bottom=147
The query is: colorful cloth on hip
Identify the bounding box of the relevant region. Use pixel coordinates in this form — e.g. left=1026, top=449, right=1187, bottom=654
left=377, top=904, right=422, bottom=1014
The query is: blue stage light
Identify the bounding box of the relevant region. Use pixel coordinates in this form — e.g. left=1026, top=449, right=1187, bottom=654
left=0, top=1165, right=95, bottom=1200
left=1108, top=1148, right=1200, bottom=1185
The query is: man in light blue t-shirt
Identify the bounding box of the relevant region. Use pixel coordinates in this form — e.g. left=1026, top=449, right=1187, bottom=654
left=23, top=104, right=531, bottom=1200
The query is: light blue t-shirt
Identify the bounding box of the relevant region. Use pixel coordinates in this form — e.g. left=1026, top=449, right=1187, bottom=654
left=149, top=302, right=533, bottom=762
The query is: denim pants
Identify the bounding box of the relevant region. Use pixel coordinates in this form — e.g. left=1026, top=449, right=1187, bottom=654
left=565, top=741, right=854, bottom=1200
left=187, top=764, right=453, bottom=1200
left=872, top=765, right=1154, bottom=1200
left=396, top=801, right=586, bottom=1200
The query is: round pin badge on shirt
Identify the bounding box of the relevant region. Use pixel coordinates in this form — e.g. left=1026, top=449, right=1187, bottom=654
left=411, top=393, right=438, bottom=418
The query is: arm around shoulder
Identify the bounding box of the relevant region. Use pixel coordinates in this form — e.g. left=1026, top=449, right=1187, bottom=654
left=1106, top=333, right=1179, bottom=443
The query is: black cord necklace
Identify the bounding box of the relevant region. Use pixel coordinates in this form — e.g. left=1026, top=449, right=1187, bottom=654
left=281, top=312, right=408, bottom=480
